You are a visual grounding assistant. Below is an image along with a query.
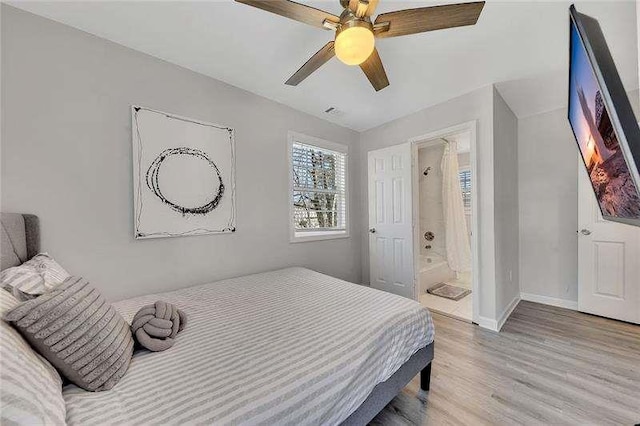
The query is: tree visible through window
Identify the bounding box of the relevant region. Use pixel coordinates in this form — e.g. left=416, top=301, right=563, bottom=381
left=291, top=141, right=346, bottom=236
left=459, top=169, right=471, bottom=210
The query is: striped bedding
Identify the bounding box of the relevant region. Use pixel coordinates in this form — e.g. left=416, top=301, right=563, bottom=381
left=62, top=267, right=434, bottom=426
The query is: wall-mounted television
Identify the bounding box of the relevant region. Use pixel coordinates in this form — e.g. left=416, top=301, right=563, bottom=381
left=568, top=5, right=640, bottom=227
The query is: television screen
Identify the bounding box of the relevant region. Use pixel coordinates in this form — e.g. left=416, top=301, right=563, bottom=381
left=568, top=6, right=640, bottom=226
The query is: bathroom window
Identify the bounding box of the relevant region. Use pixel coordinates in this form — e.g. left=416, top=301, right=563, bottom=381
left=288, top=132, right=348, bottom=243
left=459, top=169, right=472, bottom=210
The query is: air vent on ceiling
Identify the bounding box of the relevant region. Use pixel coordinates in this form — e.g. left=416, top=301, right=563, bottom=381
left=324, top=107, right=344, bottom=117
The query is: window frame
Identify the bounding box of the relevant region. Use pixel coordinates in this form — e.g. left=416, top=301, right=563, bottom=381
left=458, top=166, right=472, bottom=214
left=288, top=131, right=350, bottom=243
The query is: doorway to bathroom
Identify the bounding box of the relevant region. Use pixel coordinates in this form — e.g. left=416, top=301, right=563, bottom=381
left=411, top=122, right=478, bottom=323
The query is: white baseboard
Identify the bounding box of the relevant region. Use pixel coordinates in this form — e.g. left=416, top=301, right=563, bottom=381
left=520, top=292, right=578, bottom=310
left=497, top=295, right=521, bottom=331
left=476, top=295, right=521, bottom=332
left=476, top=316, right=498, bottom=332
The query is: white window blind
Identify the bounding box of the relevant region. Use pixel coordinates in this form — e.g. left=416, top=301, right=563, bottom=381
left=291, top=141, right=347, bottom=237
left=459, top=169, right=471, bottom=210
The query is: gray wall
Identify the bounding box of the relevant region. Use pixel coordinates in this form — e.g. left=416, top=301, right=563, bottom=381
left=1, top=6, right=362, bottom=302
left=518, top=108, right=579, bottom=303
left=492, top=88, right=520, bottom=318
left=358, top=86, right=499, bottom=321
left=518, top=89, right=640, bottom=304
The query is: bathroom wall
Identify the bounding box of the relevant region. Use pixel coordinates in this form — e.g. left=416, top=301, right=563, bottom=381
left=418, top=144, right=446, bottom=257
left=418, top=145, right=472, bottom=257
left=458, top=152, right=470, bottom=168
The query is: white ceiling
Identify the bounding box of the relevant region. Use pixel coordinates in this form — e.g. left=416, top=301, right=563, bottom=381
left=8, top=0, right=639, bottom=131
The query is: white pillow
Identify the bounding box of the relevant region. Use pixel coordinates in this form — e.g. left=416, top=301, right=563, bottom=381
left=0, top=289, right=66, bottom=425
left=0, top=253, right=69, bottom=301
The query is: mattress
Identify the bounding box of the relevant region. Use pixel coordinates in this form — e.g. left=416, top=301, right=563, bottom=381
left=62, top=267, right=434, bottom=426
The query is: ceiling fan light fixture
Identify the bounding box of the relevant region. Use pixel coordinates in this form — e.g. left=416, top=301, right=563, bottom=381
left=334, top=25, right=375, bottom=66
left=235, top=0, right=486, bottom=90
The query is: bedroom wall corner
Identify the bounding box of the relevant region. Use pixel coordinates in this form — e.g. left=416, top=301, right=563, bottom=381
left=492, top=87, right=520, bottom=323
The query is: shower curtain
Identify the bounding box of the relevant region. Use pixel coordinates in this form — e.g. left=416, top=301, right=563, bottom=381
left=441, top=140, right=472, bottom=273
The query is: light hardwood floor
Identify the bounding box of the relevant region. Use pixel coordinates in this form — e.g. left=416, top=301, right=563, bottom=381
left=371, top=301, right=640, bottom=425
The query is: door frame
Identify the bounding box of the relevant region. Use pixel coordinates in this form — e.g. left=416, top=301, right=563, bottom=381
left=408, top=121, right=480, bottom=324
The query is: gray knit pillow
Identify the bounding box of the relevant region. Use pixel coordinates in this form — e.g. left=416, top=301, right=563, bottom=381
left=3, top=276, right=134, bottom=392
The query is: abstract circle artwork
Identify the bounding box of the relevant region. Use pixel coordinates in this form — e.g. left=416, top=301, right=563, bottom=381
left=145, top=147, right=225, bottom=216
left=133, top=106, right=236, bottom=239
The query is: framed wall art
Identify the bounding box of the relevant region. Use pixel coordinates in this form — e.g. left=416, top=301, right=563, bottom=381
left=132, top=106, right=236, bottom=238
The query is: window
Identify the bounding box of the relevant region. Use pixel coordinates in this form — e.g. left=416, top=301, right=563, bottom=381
left=459, top=169, right=472, bottom=210
left=289, top=132, right=348, bottom=242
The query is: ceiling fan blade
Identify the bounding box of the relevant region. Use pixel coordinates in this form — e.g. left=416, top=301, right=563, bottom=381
left=374, top=1, right=485, bottom=39
left=235, top=0, right=339, bottom=29
left=348, top=0, right=379, bottom=17
left=360, top=48, right=389, bottom=91
left=285, top=42, right=335, bottom=86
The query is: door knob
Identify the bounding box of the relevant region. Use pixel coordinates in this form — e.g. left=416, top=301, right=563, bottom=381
left=580, top=229, right=592, bottom=236
left=369, top=228, right=376, bottom=234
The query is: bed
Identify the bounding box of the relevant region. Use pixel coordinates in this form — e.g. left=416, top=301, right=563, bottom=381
left=1, top=213, right=434, bottom=425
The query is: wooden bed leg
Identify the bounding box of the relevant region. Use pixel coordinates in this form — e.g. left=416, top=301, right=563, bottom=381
left=420, top=362, right=432, bottom=391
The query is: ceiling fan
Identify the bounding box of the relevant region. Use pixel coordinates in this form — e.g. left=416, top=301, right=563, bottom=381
left=235, top=0, right=485, bottom=91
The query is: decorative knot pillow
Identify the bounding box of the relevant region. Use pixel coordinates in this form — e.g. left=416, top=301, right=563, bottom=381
left=3, top=276, right=134, bottom=392
left=131, top=300, right=187, bottom=352
left=0, top=253, right=69, bottom=300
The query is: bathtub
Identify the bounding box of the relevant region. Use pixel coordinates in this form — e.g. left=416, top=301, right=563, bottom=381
left=419, top=254, right=456, bottom=293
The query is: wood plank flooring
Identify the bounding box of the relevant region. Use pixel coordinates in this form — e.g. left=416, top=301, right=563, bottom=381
left=371, top=301, right=640, bottom=425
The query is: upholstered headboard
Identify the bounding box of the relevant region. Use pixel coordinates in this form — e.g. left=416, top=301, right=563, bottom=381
left=1, top=213, right=40, bottom=271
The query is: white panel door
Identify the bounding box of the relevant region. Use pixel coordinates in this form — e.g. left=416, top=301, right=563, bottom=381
left=368, top=143, right=414, bottom=299
left=578, top=163, right=640, bottom=324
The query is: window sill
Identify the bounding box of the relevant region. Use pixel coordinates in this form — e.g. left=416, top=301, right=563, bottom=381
left=290, top=230, right=349, bottom=243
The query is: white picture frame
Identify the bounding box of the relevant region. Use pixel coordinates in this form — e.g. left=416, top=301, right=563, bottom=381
left=131, top=106, right=236, bottom=239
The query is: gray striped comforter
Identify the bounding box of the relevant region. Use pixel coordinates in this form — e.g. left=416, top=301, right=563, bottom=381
left=62, top=268, right=434, bottom=425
